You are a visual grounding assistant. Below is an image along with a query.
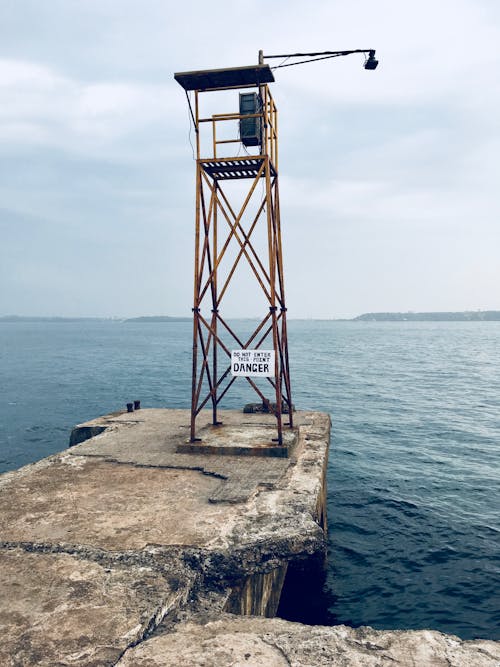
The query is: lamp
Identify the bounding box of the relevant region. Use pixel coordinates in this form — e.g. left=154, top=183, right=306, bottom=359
left=364, top=50, right=379, bottom=70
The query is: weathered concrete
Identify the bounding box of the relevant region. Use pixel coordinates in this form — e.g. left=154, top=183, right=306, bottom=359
left=0, top=548, right=190, bottom=667
left=1, top=407, right=498, bottom=666
left=176, top=422, right=296, bottom=457
left=116, top=615, right=500, bottom=667
left=0, top=408, right=330, bottom=665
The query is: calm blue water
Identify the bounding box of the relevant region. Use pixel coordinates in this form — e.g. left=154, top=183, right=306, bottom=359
left=1, top=319, right=499, bottom=640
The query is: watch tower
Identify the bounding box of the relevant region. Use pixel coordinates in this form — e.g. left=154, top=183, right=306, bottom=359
left=175, top=60, right=293, bottom=448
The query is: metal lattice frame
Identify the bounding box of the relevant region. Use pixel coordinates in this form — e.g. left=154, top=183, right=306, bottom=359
left=190, top=84, right=292, bottom=444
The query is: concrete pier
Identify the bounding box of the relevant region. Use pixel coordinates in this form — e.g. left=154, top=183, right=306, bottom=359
left=0, top=408, right=329, bottom=665
left=1, top=408, right=498, bottom=666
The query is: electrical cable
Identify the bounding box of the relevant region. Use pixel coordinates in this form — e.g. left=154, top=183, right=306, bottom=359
left=277, top=55, right=291, bottom=69
left=185, top=90, right=197, bottom=128
left=185, top=90, right=196, bottom=160
left=271, top=52, right=355, bottom=70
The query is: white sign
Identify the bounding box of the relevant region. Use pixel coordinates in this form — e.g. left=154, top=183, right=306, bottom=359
left=231, top=349, right=275, bottom=377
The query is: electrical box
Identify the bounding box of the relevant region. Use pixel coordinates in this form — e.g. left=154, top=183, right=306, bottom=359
left=239, top=93, right=262, bottom=147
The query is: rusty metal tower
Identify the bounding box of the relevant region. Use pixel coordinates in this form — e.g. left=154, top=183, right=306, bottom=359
left=175, top=58, right=292, bottom=446
left=174, top=48, right=378, bottom=448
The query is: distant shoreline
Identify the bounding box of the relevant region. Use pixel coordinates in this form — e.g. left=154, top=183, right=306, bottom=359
left=353, top=311, right=500, bottom=322
left=0, top=315, right=189, bottom=323
left=2, top=311, right=500, bottom=323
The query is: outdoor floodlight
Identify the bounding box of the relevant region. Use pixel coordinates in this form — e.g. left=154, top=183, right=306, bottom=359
left=364, top=50, right=379, bottom=70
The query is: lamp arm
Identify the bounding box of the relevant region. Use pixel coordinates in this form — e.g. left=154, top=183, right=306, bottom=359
left=263, top=49, right=375, bottom=59
left=262, top=49, right=378, bottom=71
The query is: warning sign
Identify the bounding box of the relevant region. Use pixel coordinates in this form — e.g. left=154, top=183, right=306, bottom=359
left=231, top=350, right=275, bottom=377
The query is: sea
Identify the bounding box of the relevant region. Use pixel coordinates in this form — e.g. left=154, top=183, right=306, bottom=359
left=0, top=318, right=499, bottom=641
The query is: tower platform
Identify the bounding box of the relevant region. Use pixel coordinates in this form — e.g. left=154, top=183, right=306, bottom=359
left=200, top=156, right=277, bottom=180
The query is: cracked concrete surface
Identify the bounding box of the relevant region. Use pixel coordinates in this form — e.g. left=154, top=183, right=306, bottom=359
left=0, top=548, right=189, bottom=667
left=69, top=408, right=298, bottom=503
left=0, top=409, right=330, bottom=666
left=116, top=615, right=500, bottom=667
left=1, top=408, right=498, bottom=666
left=0, top=457, right=238, bottom=550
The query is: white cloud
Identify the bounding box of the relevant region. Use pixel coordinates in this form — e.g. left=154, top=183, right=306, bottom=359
left=0, top=58, right=184, bottom=156
left=1, top=0, right=500, bottom=316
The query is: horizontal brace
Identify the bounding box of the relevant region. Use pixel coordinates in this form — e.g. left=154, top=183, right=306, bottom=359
left=193, top=82, right=261, bottom=93
left=215, top=139, right=241, bottom=145
left=210, top=112, right=262, bottom=121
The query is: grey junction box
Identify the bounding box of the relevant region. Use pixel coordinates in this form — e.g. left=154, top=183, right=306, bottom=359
left=239, top=92, right=262, bottom=147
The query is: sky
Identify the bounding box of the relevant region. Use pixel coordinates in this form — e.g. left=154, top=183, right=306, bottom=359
left=1, top=0, right=499, bottom=319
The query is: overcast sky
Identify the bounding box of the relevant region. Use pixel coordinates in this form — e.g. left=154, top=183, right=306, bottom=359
left=1, top=0, right=499, bottom=318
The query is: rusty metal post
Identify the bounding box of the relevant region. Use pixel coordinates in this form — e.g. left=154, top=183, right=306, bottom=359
left=211, top=180, right=219, bottom=426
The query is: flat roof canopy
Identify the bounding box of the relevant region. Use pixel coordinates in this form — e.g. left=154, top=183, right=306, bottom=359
left=174, top=64, right=274, bottom=91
